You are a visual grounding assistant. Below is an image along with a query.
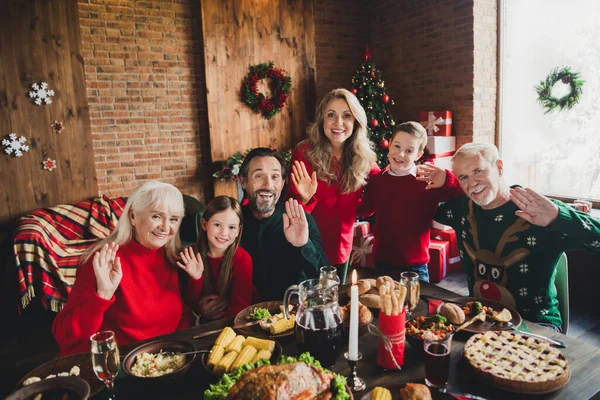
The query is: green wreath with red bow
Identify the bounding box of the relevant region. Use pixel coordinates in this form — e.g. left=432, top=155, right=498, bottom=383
left=241, top=61, right=291, bottom=119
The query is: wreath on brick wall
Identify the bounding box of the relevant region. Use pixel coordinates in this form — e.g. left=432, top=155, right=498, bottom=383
left=241, top=61, right=291, bottom=119
left=535, top=66, right=584, bottom=113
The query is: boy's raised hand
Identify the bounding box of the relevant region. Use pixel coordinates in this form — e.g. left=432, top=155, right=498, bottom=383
left=510, top=187, right=559, bottom=227
left=93, top=242, right=122, bottom=300
left=283, top=198, right=309, bottom=247
left=177, top=246, right=204, bottom=280
left=416, top=163, right=447, bottom=190
left=291, top=160, right=318, bottom=204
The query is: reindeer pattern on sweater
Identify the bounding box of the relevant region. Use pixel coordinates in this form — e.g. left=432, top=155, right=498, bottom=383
left=434, top=190, right=600, bottom=327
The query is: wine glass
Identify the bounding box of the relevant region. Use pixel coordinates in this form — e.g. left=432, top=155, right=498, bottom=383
left=400, top=271, right=420, bottom=319
left=90, top=330, right=120, bottom=399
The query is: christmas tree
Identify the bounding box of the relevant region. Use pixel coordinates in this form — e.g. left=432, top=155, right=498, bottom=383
left=350, top=46, right=396, bottom=167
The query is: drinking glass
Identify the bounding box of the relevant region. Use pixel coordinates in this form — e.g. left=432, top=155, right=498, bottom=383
left=90, top=330, right=120, bottom=399
left=319, top=266, right=341, bottom=288
left=400, top=271, right=420, bottom=319
left=423, top=333, right=452, bottom=387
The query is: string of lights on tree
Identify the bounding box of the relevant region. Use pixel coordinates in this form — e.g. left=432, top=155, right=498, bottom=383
left=350, top=46, right=396, bottom=167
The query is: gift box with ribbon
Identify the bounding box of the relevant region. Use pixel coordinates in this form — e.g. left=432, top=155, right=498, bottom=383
left=420, top=111, right=453, bottom=136
left=353, top=221, right=370, bottom=237
left=428, top=239, right=449, bottom=282
left=350, top=233, right=375, bottom=269
left=376, top=309, right=406, bottom=369
left=431, top=228, right=461, bottom=273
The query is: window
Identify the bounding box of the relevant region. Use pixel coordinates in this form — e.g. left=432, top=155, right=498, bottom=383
left=499, top=0, right=600, bottom=204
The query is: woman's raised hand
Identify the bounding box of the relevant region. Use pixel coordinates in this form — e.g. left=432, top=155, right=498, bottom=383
left=291, top=160, right=318, bottom=204
left=177, top=246, right=204, bottom=280
left=416, top=163, right=447, bottom=190
left=93, top=243, right=123, bottom=300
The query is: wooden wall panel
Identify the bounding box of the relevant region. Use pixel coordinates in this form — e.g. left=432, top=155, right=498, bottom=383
left=201, top=0, right=316, bottom=198
left=0, top=0, right=97, bottom=225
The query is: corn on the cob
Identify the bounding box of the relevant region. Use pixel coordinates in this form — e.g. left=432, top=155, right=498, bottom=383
left=371, top=386, right=392, bottom=400
left=251, top=349, right=272, bottom=363
left=270, top=314, right=296, bottom=335
left=213, top=350, right=238, bottom=374
left=214, top=327, right=236, bottom=348
left=244, top=336, right=275, bottom=352
left=226, top=335, right=246, bottom=353
left=231, top=345, right=258, bottom=370
left=206, top=345, right=224, bottom=368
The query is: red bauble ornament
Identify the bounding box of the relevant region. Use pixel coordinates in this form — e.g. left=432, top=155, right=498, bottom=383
left=371, top=71, right=376, bottom=78
left=379, top=139, right=389, bottom=149
left=351, top=88, right=357, bottom=94
left=382, top=94, right=390, bottom=103
left=369, top=118, right=379, bottom=128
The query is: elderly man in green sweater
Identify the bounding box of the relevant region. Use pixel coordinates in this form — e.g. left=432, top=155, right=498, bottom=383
left=239, top=148, right=330, bottom=301
left=433, top=143, right=600, bottom=331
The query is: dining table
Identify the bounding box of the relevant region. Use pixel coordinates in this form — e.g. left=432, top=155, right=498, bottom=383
left=21, top=281, right=600, bottom=400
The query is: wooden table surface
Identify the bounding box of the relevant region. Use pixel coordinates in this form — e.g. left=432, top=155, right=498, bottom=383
left=93, top=281, right=600, bottom=399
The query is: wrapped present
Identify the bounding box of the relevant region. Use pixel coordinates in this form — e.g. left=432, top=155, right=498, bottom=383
left=428, top=239, right=449, bottom=283
left=350, top=233, right=375, bottom=268
left=431, top=228, right=461, bottom=272
left=431, top=220, right=453, bottom=231
left=430, top=154, right=453, bottom=170
left=420, top=111, right=453, bottom=136
left=377, top=309, right=406, bottom=369
left=353, top=221, right=370, bottom=237
left=426, top=136, right=455, bottom=156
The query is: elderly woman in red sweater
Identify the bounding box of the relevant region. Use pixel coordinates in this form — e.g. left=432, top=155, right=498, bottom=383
left=52, top=180, right=204, bottom=356
left=288, top=88, right=379, bottom=284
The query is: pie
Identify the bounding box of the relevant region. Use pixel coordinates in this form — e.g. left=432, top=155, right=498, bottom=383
left=463, top=331, right=569, bottom=393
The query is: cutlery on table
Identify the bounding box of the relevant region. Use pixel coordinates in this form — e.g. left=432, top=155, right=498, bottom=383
left=178, top=349, right=213, bottom=356
left=437, top=387, right=488, bottom=399
left=452, top=311, right=486, bottom=334
left=191, top=318, right=265, bottom=340
left=505, top=322, right=567, bottom=348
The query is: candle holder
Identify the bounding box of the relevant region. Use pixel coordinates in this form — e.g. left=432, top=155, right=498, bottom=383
left=344, top=351, right=366, bottom=392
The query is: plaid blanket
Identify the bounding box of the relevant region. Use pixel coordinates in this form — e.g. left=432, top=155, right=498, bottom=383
left=15, top=195, right=126, bottom=313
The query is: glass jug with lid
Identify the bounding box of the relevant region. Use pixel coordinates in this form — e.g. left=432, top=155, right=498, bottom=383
left=283, top=278, right=343, bottom=368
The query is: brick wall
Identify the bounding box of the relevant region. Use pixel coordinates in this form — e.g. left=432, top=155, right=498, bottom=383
left=314, top=1, right=369, bottom=104
left=473, top=0, right=497, bottom=144
left=78, top=0, right=212, bottom=200
left=369, top=0, right=477, bottom=146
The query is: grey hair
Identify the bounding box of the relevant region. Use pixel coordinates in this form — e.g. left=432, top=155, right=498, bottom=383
left=451, top=142, right=500, bottom=166
left=82, top=180, right=185, bottom=264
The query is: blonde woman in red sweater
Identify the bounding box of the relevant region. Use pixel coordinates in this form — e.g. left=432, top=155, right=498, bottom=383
left=189, top=196, right=252, bottom=321
left=53, top=181, right=205, bottom=356
left=288, top=88, right=379, bottom=284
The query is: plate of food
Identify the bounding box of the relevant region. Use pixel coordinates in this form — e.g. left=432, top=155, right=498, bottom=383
left=405, top=314, right=455, bottom=352
left=233, top=301, right=296, bottom=338
left=442, top=297, right=522, bottom=333
left=16, top=352, right=104, bottom=397
left=200, top=326, right=283, bottom=378
left=7, top=376, right=90, bottom=400
left=122, top=339, right=196, bottom=381
left=203, top=352, right=352, bottom=399
left=360, top=382, right=453, bottom=399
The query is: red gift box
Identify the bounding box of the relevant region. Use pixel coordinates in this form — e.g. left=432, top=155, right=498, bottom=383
left=431, top=220, right=452, bottom=231
left=431, top=228, right=461, bottom=272
left=350, top=233, right=375, bottom=268
left=420, top=111, right=453, bottom=136
left=353, top=221, right=370, bottom=237
left=428, top=239, right=449, bottom=282
left=377, top=309, right=406, bottom=369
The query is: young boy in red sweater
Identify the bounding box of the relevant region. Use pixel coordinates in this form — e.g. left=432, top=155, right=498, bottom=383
left=358, top=122, right=464, bottom=281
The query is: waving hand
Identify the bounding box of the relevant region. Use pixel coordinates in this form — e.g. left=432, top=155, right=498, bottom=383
left=283, top=198, right=309, bottom=247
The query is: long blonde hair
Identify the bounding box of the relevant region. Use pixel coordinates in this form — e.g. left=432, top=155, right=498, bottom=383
left=197, top=196, right=243, bottom=300
left=302, top=88, right=377, bottom=193
left=82, top=180, right=185, bottom=264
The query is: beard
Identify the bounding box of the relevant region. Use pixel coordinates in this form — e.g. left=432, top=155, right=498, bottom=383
left=469, top=184, right=495, bottom=207
left=247, top=189, right=279, bottom=214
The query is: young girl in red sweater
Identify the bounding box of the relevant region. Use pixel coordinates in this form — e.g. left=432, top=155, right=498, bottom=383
left=191, top=196, right=253, bottom=320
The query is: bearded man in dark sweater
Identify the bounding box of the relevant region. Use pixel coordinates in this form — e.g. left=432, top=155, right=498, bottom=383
left=239, top=148, right=329, bottom=301
left=434, top=143, right=600, bottom=331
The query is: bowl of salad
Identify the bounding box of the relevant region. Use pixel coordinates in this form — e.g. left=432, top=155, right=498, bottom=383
left=405, top=314, right=454, bottom=352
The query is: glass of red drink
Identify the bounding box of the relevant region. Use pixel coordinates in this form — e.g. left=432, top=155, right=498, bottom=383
left=423, top=332, right=452, bottom=387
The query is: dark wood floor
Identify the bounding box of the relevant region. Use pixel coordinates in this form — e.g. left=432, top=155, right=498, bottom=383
left=2, top=269, right=599, bottom=398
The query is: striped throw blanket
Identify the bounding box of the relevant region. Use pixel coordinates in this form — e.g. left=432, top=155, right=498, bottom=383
left=15, top=195, right=126, bottom=313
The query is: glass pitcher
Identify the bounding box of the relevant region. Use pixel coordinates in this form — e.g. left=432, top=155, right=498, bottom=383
left=283, top=278, right=344, bottom=368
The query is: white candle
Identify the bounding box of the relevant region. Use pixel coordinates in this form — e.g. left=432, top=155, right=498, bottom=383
left=348, top=269, right=359, bottom=361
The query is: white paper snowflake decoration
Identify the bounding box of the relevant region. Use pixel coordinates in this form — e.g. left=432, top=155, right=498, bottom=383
left=42, top=158, right=57, bottom=171
left=29, top=82, right=55, bottom=105
left=2, top=133, right=30, bottom=157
